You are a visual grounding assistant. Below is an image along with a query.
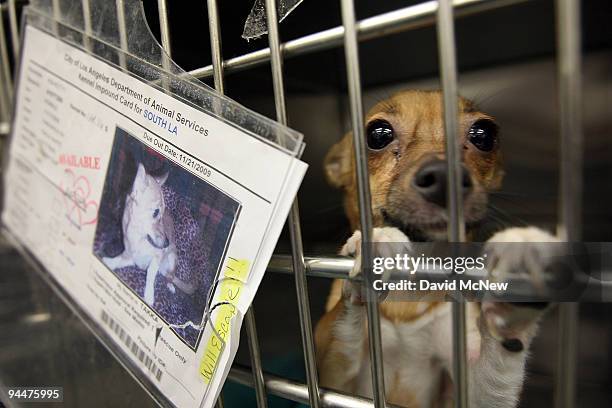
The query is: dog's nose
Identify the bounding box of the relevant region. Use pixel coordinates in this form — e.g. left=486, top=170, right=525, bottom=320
left=413, top=160, right=472, bottom=207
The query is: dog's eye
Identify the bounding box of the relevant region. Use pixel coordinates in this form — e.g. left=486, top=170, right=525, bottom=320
left=468, top=120, right=498, bottom=152
left=153, top=209, right=160, bottom=218
left=366, top=120, right=394, bottom=150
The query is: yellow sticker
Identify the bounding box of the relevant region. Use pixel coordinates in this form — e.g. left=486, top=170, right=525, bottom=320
left=223, top=257, right=250, bottom=281
left=199, top=258, right=250, bottom=383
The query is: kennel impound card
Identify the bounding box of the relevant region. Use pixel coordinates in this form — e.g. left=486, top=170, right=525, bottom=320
left=2, top=25, right=307, bottom=408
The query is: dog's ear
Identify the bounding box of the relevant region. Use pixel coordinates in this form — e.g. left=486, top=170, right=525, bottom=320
left=324, top=133, right=353, bottom=189
left=133, top=163, right=147, bottom=192
left=155, top=172, right=169, bottom=186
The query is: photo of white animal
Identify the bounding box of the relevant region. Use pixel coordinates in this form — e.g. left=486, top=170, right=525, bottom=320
left=102, top=163, right=194, bottom=305
left=94, top=127, right=241, bottom=348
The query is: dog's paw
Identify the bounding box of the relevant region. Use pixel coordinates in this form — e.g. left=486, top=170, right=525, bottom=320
left=481, top=227, right=559, bottom=349
left=340, top=230, right=363, bottom=279
left=101, top=253, right=134, bottom=271
left=143, top=282, right=155, bottom=306
left=480, top=301, right=548, bottom=352
left=340, top=230, right=364, bottom=305
left=341, top=227, right=410, bottom=276
left=166, top=282, right=176, bottom=294
left=340, top=227, right=410, bottom=304
left=143, top=292, right=155, bottom=306
left=102, top=256, right=118, bottom=270
left=485, top=226, right=560, bottom=291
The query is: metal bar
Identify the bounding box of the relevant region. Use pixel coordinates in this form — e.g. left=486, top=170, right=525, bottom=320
left=7, top=0, right=19, bottom=60
left=556, top=303, right=579, bottom=408
left=340, top=0, right=386, bottom=407
left=264, top=0, right=288, bottom=124
left=157, top=0, right=172, bottom=90
left=438, top=5, right=465, bottom=243
left=0, top=4, right=13, bottom=102
left=51, top=0, right=60, bottom=34
left=0, top=14, right=8, bottom=122
left=205, top=1, right=268, bottom=406
left=188, top=0, right=530, bottom=80
left=450, top=305, right=468, bottom=407
left=269, top=255, right=355, bottom=279
left=156, top=0, right=172, bottom=90
left=206, top=0, right=224, bottom=93
left=556, top=0, right=582, bottom=241
left=215, top=395, right=225, bottom=408
left=0, top=99, right=7, bottom=128
left=555, top=0, right=582, bottom=407
left=157, top=0, right=171, bottom=56
left=229, top=365, right=404, bottom=408
left=264, top=1, right=321, bottom=407
left=0, top=84, right=7, bottom=125
left=245, top=308, right=268, bottom=408
left=115, top=0, right=128, bottom=69
left=436, top=1, right=468, bottom=406
left=82, top=0, right=93, bottom=51
left=0, top=122, right=9, bottom=135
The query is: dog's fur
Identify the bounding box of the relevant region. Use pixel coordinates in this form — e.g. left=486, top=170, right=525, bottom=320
left=315, top=90, right=557, bottom=407
left=103, top=163, right=195, bottom=305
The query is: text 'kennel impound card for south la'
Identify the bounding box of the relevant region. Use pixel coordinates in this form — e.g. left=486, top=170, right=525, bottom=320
left=2, top=24, right=307, bottom=408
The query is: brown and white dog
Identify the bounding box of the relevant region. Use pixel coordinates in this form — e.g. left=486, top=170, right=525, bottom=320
left=315, top=90, right=557, bottom=407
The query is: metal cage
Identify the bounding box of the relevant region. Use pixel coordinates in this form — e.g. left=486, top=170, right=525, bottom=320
left=0, top=0, right=586, bottom=407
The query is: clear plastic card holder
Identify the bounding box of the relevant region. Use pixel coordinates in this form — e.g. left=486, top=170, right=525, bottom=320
left=5, top=216, right=232, bottom=406
left=4, top=1, right=306, bottom=407
left=7, top=218, right=233, bottom=407
left=25, top=0, right=304, bottom=156
left=1, top=226, right=183, bottom=407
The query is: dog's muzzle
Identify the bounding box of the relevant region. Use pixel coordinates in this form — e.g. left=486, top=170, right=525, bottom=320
left=147, top=234, right=170, bottom=249
left=413, top=159, right=473, bottom=208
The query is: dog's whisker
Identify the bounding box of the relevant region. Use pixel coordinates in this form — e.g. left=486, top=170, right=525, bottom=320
left=486, top=203, right=530, bottom=227
left=468, top=86, right=513, bottom=109
left=489, top=190, right=532, bottom=198
left=490, top=189, right=558, bottom=199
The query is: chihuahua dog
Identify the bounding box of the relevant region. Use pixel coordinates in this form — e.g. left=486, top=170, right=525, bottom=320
left=315, top=90, right=557, bottom=407
left=103, top=163, right=195, bottom=305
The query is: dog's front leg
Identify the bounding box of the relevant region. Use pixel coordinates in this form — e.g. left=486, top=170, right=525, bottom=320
left=316, top=296, right=366, bottom=392
left=457, top=227, right=558, bottom=408
left=316, top=231, right=368, bottom=391
left=144, top=257, right=160, bottom=306
left=102, top=252, right=134, bottom=270
left=456, top=309, right=538, bottom=408
left=316, top=227, right=410, bottom=393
